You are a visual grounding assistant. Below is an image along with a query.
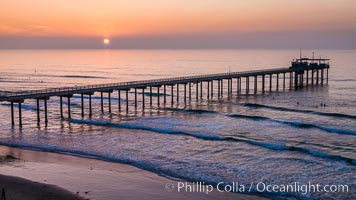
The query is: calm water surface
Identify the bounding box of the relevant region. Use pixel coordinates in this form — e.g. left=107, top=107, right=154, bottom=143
left=0, top=49, right=355, bottom=199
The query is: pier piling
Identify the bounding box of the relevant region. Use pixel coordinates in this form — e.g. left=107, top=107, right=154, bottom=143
left=100, top=92, right=104, bottom=112
left=118, top=90, right=121, bottom=111
left=67, top=97, right=71, bottom=119
left=134, top=88, right=137, bottom=108
left=60, top=97, right=63, bottom=118
left=171, top=85, right=174, bottom=105
left=163, top=85, right=166, bottom=104
left=81, top=94, right=84, bottom=117
left=108, top=92, right=111, bottom=113
left=276, top=74, right=279, bottom=90
left=218, top=80, right=220, bottom=98
left=126, top=90, right=129, bottom=113
left=11, top=102, right=14, bottom=126
left=150, top=87, right=153, bottom=106
left=37, top=99, right=40, bottom=125
left=157, top=87, right=160, bottom=106
left=44, top=99, right=48, bottom=125
left=19, top=102, right=22, bottom=127
left=142, top=88, right=145, bottom=109
left=89, top=94, right=92, bottom=117
left=196, top=83, right=199, bottom=100
left=246, top=77, right=249, bottom=95
left=188, top=83, right=191, bottom=100
left=184, top=84, right=187, bottom=102
left=254, top=76, right=257, bottom=94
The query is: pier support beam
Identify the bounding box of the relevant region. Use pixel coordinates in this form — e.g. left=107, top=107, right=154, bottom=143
left=289, top=72, right=293, bottom=90
left=236, top=78, right=239, bottom=95
left=11, top=102, right=14, bottom=126
left=246, top=77, right=249, bottom=95
left=321, top=69, right=324, bottom=84
left=89, top=94, right=92, bottom=117
left=300, top=73, right=303, bottom=88
left=184, top=84, right=187, bottom=103
left=306, top=70, right=309, bottom=85
left=207, top=81, right=210, bottom=99
left=312, top=71, right=314, bottom=85
left=163, top=85, right=166, bottom=104
left=327, top=68, right=329, bottom=84
left=294, top=73, right=299, bottom=89
left=239, top=78, right=242, bottom=94
left=171, top=85, right=174, bottom=104
left=177, top=84, right=179, bottom=102
left=157, top=87, right=160, bottom=106
left=126, top=90, right=129, bottom=113
left=150, top=87, right=153, bottom=106
left=269, top=74, right=272, bottom=91
left=230, top=78, right=233, bottom=97
left=67, top=97, right=71, bottom=119
left=60, top=97, right=63, bottom=118
left=142, top=88, right=145, bottom=109
left=254, top=76, right=258, bottom=94
left=18, top=102, right=22, bottom=127
left=44, top=99, right=48, bottom=125
left=189, top=82, right=191, bottom=100
left=221, top=80, right=223, bottom=97
left=108, top=92, right=112, bottom=113
left=81, top=94, right=84, bottom=117
left=196, top=82, right=199, bottom=100
left=134, top=88, right=137, bottom=108
left=262, top=75, right=265, bottom=93
left=316, top=70, right=319, bottom=85
left=118, top=90, right=121, bottom=111
left=283, top=73, right=286, bottom=90
left=211, top=81, right=214, bottom=98
left=227, top=79, right=231, bottom=97
left=100, top=92, right=104, bottom=113
left=218, top=80, right=220, bottom=98
left=276, top=74, right=279, bottom=90
left=200, top=82, right=203, bottom=99
left=37, top=99, right=40, bottom=125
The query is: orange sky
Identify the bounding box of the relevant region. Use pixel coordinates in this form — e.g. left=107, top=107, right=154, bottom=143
left=1, top=0, right=356, bottom=38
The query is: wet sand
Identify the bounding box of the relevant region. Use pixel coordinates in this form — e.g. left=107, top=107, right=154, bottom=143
left=0, top=145, right=270, bottom=200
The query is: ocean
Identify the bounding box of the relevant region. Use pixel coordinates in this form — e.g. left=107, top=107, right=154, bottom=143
left=0, top=49, right=355, bottom=199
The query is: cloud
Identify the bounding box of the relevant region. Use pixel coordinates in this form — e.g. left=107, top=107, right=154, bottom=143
left=0, top=24, right=53, bottom=36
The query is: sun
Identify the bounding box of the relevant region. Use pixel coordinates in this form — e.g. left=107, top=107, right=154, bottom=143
left=103, top=38, right=110, bottom=45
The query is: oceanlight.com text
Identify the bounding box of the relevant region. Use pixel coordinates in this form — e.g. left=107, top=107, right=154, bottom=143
left=165, top=181, right=349, bottom=195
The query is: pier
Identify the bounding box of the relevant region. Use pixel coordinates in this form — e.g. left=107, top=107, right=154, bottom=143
left=0, top=57, right=329, bottom=127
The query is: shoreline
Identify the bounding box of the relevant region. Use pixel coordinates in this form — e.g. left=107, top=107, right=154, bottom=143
left=0, top=145, right=270, bottom=200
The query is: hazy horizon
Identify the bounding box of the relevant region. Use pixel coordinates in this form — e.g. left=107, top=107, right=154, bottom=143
left=1, top=0, right=356, bottom=49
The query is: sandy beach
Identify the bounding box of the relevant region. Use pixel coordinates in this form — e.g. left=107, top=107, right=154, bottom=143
left=0, top=174, right=84, bottom=200
left=0, top=145, right=269, bottom=200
